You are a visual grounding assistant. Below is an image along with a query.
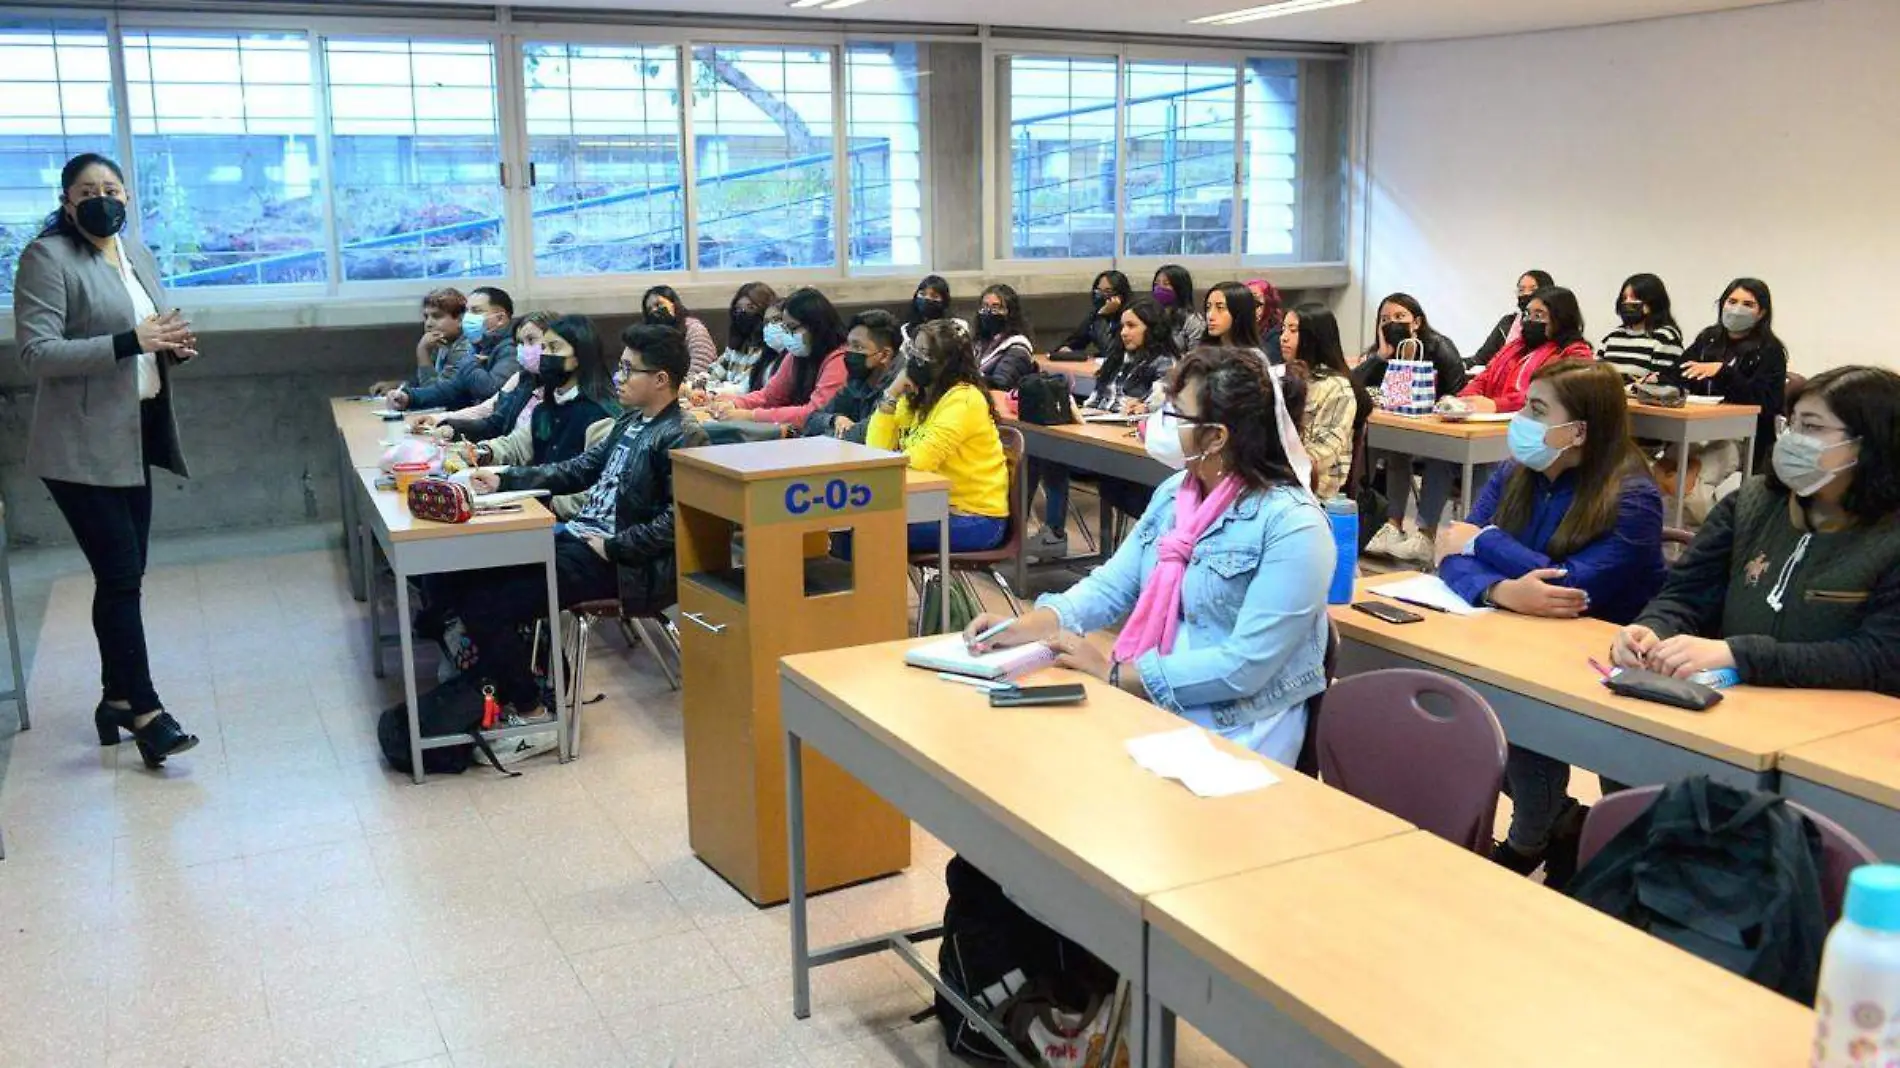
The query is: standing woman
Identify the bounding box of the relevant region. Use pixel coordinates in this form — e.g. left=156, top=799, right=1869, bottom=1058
left=1151, top=264, right=1205, bottom=353
left=12, top=153, right=199, bottom=766
left=1675, top=277, right=1787, bottom=472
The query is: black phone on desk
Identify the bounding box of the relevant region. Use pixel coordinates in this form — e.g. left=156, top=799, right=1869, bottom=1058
left=990, top=684, right=1087, bottom=708
left=1351, top=600, right=1423, bottom=625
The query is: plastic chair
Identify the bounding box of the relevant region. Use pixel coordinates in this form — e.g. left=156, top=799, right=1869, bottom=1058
left=1577, top=785, right=1877, bottom=924
left=1295, top=619, right=1340, bottom=779
left=1317, top=669, right=1507, bottom=853
left=907, top=424, right=1029, bottom=633
left=561, top=599, right=681, bottom=756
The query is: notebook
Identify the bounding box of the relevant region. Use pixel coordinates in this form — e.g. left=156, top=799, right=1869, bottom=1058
left=474, top=489, right=551, bottom=507
left=903, top=636, right=1056, bottom=681
left=1081, top=412, right=1144, bottom=425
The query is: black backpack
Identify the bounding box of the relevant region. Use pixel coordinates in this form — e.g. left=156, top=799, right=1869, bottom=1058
left=376, top=673, right=519, bottom=777
left=1015, top=373, right=1075, bottom=427
left=1567, top=776, right=1829, bottom=1002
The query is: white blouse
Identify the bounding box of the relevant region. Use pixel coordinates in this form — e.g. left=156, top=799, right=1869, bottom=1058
left=113, top=241, right=161, bottom=400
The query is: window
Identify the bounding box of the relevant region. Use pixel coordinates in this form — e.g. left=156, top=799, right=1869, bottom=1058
left=845, top=42, right=923, bottom=269
left=1123, top=60, right=1235, bottom=258
left=691, top=45, right=835, bottom=272
left=0, top=18, right=115, bottom=299
left=325, top=37, right=503, bottom=282
left=1003, top=55, right=1117, bottom=260
left=523, top=41, right=684, bottom=277
left=1243, top=59, right=1298, bottom=258
left=123, top=30, right=323, bottom=288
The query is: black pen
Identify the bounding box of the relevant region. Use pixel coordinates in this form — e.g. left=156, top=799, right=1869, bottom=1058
left=1377, top=591, right=1449, bottom=614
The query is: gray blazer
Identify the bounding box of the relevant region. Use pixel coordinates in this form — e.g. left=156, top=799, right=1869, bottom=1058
left=12, top=232, right=188, bottom=487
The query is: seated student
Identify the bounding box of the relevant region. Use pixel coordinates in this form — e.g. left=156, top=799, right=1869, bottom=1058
left=1671, top=277, right=1787, bottom=474
left=1614, top=365, right=1900, bottom=695
left=1280, top=303, right=1364, bottom=501
left=460, top=314, right=619, bottom=520
left=369, top=287, right=473, bottom=397
left=709, top=287, right=850, bottom=439
left=869, top=319, right=1010, bottom=553
left=1435, top=360, right=1667, bottom=882
left=1353, top=292, right=1465, bottom=397
left=1052, top=271, right=1131, bottom=359
left=445, top=326, right=709, bottom=718
left=413, top=311, right=554, bottom=440
left=903, top=273, right=957, bottom=347
left=1600, top=272, right=1684, bottom=383
left=700, top=282, right=777, bottom=396
left=974, top=284, right=1036, bottom=391
left=1246, top=278, right=1285, bottom=357
left=750, top=300, right=790, bottom=393
left=966, top=348, right=1328, bottom=766
left=806, top=309, right=901, bottom=444
left=387, top=287, right=521, bottom=411
left=1468, top=269, right=1554, bottom=372
left=642, top=284, right=719, bottom=381
left=1151, top=264, right=1206, bottom=354
left=1201, top=281, right=1273, bottom=366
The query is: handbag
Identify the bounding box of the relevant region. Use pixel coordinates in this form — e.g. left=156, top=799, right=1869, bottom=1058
left=407, top=477, right=474, bottom=524
left=1377, top=338, right=1437, bottom=416
left=1633, top=382, right=1686, bottom=409
left=1603, top=667, right=1723, bottom=711
left=1015, top=373, right=1076, bottom=426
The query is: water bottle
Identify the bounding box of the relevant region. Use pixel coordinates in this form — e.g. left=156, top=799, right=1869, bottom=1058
left=1324, top=495, right=1358, bottom=606
left=1813, top=865, right=1900, bottom=1067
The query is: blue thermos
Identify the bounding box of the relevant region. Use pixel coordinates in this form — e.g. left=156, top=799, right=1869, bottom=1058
left=1325, top=495, right=1358, bottom=605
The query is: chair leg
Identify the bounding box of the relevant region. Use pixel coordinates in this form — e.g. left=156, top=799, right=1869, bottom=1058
left=989, top=569, right=1026, bottom=617
left=912, top=567, right=936, bottom=637
left=630, top=617, right=681, bottom=691
left=567, top=614, right=593, bottom=758
left=1070, top=498, right=1098, bottom=554
left=0, top=521, right=28, bottom=731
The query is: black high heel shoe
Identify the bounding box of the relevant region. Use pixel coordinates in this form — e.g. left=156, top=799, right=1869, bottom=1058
left=95, top=702, right=199, bottom=768
left=95, top=701, right=136, bottom=747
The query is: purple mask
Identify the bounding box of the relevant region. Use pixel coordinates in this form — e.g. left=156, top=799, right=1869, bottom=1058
left=518, top=342, right=543, bottom=375
left=1151, top=286, right=1177, bottom=308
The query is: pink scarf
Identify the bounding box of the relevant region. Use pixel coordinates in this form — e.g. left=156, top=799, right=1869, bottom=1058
left=1113, top=473, right=1245, bottom=664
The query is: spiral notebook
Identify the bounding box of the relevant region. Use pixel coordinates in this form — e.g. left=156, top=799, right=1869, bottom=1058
left=903, top=636, right=1057, bottom=681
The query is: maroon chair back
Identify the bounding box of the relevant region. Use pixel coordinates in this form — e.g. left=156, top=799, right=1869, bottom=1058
left=1577, top=785, right=1877, bottom=924
left=1317, top=669, right=1506, bottom=853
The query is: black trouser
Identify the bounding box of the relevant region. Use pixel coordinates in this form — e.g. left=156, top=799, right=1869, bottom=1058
left=432, top=531, right=618, bottom=709
left=45, top=471, right=160, bottom=714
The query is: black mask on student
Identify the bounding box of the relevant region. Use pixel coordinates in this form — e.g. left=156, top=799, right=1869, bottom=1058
left=1616, top=302, right=1646, bottom=327
left=914, top=296, right=945, bottom=320
left=538, top=362, right=570, bottom=391
left=1521, top=321, right=1550, bottom=348
left=1516, top=293, right=1534, bottom=313
left=907, top=360, right=937, bottom=391
left=645, top=306, right=678, bottom=327
left=730, top=310, right=761, bottom=340
left=976, top=309, right=1005, bottom=339
left=1091, top=291, right=1112, bottom=311
left=844, top=350, right=876, bottom=380
left=74, top=195, right=126, bottom=239
left=1380, top=321, right=1412, bottom=348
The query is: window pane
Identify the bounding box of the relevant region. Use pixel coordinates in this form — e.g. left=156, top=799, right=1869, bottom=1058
left=1123, top=60, right=1235, bottom=258
left=124, top=30, right=325, bottom=288
left=523, top=42, right=683, bottom=276
left=691, top=45, right=835, bottom=271
left=845, top=42, right=922, bottom=269
left=1243, top=58, right=1298, bottom=258
left=0, top=18, right=116, bottom=301
left=325, top=37, right=503, bottom=282
left=1006, top=55, right=1116, bottom=260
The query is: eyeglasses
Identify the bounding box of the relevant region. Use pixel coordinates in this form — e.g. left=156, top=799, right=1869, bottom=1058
left=1160, top=402, right=1219, bottom=427
left=614, top=365, right=660, bottom=384
left=1776, top=415, right=1852, bottom=439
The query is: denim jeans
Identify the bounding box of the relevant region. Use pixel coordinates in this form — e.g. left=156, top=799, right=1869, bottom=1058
left=1504, top=745, right=1572, bottom=853
left=1025, top=460, right=1071, bottom=535
left=907, top=514, right=1007, bottom=554
left=45, top=473, right=160, bottom=714
left=1384, top=456, right=1494, bottom=531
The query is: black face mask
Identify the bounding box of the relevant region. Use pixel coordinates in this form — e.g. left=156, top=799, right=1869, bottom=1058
left=907, top=360, right=937, bottom=391
left=645, top=307, right=678, bottom=327
left=1516, top=293, right=1534, bottom=313
left=1091, top=291, right=1112, bottom=311
left=538, top=361, right=571, bottom=391
left=1380, top=321, right=1412, bottom=348
left=1521, top=321, right=1550, bottom=348
left=914, top=296, right=946, bottom=321
left=730, top=310, right=761, bottom=339
left=1616, top=302, right=1646, bottom=327
left=74, top=195, right=126, bottom=239
left=976, top=309, right=1005, bottom=339
left=844, top=350, right=875, bottom=380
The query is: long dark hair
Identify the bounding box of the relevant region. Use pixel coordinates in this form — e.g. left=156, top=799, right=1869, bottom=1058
left=1768, top=365, right=1900, bottom=521
left=726, top=281, right=776, bottom=353
left=1153, top=264, right=1196, bottom=329
left=1492, top=361, right=1651, bottom=559
left=1531, top=286, right=1586, bottom=348
left=1363, top=292, right=1446, bottom=356
left=1287, top=302, right=1350, bottom=379
left=1521, top=269, right=1555, bottom=292
left=1203, top=281, right=1262, bottom=351
left=38, top=153, right=125, bottom=250
left=1166, top=348, right=1300, bottom=492
left=1618, top=273, right=1678, bottom=333
left=910, top=319, right=997, bottom=423
left=540, top=314, right=614, bottom=406
left=907, top=273, right=952, bottom=330
left=1093, top=270, right=1132, bottom=312
left=781, top=287, right=848, bottom=404
left=978, top=283, right=1030, bottom=352
left=642, top=284, right=689, bottom=323
left=1716, top=277, right=1778, bottom=342
left=1096, top=295, right=1180, bottom=388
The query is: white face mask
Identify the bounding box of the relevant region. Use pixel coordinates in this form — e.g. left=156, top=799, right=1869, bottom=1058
left=1143, top=407, right=1205, bottom=471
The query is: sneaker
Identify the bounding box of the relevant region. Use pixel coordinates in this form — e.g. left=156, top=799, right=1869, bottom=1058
left=1392, top=530, right=1436, bottom=565
left=1489, top=838, right=1545, bottom=877
left=1026, top=529, right=1069, bottom=562
left=1364, top=523, right=1405, bottom=558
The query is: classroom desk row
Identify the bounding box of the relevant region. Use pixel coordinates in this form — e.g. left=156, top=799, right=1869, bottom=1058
left=778, top=639, right=1817, bottom=1068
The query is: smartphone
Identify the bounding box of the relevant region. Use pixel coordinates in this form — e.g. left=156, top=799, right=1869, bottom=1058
left=989, top=684, right=1088, bottom=708
left=1351, top=600, right=1423, bottom=625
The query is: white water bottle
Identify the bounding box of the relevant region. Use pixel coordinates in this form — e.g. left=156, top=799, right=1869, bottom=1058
left=1812, top=865, right=1900, bottom=1066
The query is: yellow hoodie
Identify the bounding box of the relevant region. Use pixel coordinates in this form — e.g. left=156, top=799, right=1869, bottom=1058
left=868, top=383, right=1008, bottom=518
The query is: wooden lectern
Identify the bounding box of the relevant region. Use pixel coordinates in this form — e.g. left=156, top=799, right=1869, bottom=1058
left=671, top=438, right=912, bottom=905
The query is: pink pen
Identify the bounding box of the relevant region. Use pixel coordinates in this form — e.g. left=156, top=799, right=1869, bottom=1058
left=1587, top=657, right=1613, bottom=680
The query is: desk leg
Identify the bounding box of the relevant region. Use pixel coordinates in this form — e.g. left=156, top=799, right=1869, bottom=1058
left=340, top=434, right=366, bottom=603
left=1673, top=436, right=1692, bottom=529
left=938, top=514, right=951, bottom=635
left=1459, top=462, right=1474, bottom=521
left=544, top=540, right=570, bottom=764
left=367, top=534, right=387, bottom=680
left=1742, top=430, right=1757, bottom=480
left=786, top=729, right=812, bottom=1019
left=393, top=561, right=424, bottom=784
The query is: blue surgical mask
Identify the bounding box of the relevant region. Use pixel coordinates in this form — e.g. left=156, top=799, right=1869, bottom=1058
left=762, top=321, right=792, bottom=354
left=1507, top=414, right=1578, bottom=472
left=782, top=328, right=812, bottom=360
left=461, top=312, right=485, bottom=340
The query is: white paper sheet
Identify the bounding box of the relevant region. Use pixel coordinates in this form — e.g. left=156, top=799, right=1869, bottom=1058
left=1124, top=727, right=1280, bottom=798
left=1366, top=574, right=1490, bottom=616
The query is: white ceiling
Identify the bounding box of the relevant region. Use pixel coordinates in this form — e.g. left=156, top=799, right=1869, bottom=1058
left=491, top=0, right=1802, bottom=43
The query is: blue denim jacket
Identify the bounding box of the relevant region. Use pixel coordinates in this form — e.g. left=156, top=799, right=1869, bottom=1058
left=1039, top=474, right=1334, bottom=732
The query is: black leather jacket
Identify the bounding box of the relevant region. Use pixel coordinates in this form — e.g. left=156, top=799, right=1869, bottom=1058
left=500, top=401, right=708, bottom=616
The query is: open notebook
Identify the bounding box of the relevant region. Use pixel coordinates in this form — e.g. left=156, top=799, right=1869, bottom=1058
left=903, top=636, right=1056, bottom=681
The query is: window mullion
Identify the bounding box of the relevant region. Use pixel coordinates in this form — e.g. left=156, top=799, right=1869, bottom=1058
left=680, top=41, right=700, bottom=277
left=312, top=29, right=343, bottom=294
left=832, top=41, right=848, bottom=274
left=105, top=16, right=140, bottom=245
left=494, top=29, right=531, bottom=291
left=1111, top=48, right=1126, bottom=266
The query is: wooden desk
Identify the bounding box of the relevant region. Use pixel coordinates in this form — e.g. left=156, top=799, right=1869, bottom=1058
left=1780, top=721, right=1900, bottom=860
left=904, top=470, right=953, bottom=633
left=1143, top=832, right=1814, bottom=1068
left=1626, top=401, right=1761, bottom=527
left=1333, top=573, right=1900, bottom=788
left=1365, top=411, right=1511, bottom=510
left=778, top=640, right=1411, bottom=1062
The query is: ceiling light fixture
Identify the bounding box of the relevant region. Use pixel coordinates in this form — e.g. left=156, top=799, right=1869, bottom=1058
left=1189, top=0, right=1361, bottom=26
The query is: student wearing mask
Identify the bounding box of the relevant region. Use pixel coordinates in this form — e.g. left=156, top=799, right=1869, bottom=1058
left=1201, top=281, right=1271, bottom=366
left=700, top=282, right=778, bottom=396
left=1436, top=360, right=1667, bottom=883
left=1599, top=272, right=1683, bottom=383
left=807, top=309, right=901, bottom=444
left=712, top=287, right=849, bottom=437
left=903, top=274, right=956, bottom=346
left=869, top=319, right=1010, bottom=552
left=460, top=315, right=619, bottom=520
left=1469, top=269, right=1554, bottom=372
left=1673, top=277, right=1787, bottom=472
left=1151, top=264, right=1206, bottom=354
left=444, top=326, right=707, bottom=719
left=1280, top=303, right=1364, bottom=501
left=390, top=287, right=520, bottom=412
left=642, top=284, right=718, bottom=380
left=974, top=283, right=1036, bottom=391
left=1353, top=292, right=1465, bottom=397
left=1053, top=271, right=1131, bottom=358
left=1614, top=365, right=1900, bottom=695
left=414, top=311, right=555, bottom=441
left=371, top=287, right=473, bottom=397
left=750, top=300, right=791, bottom=394
left=967, top=348, right=1327, bottom=766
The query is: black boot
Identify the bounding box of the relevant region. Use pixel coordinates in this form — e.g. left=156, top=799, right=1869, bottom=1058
left=1489, top=838, right=1545, bottom=876
left=1541, top=801, right=1592, bottom=893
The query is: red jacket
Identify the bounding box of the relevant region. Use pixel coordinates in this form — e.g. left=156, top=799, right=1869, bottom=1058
left=733, top=346, right=847, bottom=425
left=1459, top=338, right=1595, bottom=413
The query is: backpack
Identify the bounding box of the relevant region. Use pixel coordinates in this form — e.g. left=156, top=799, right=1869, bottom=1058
left=1567, top=776, right=1829, bottom=1002
left=1016, top=373, right=1075, bottom=427
left=376, top=673, right=520, bottom=777
left=918, top=575, right=983, bottom=636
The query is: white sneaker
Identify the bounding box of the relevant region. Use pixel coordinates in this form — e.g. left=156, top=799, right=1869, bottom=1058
left=1364, top=523, right=1405, bottom=558
left=1026, top=529, right=1069, bottom=562
left=1393, top=530, right=1436, bottom=565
